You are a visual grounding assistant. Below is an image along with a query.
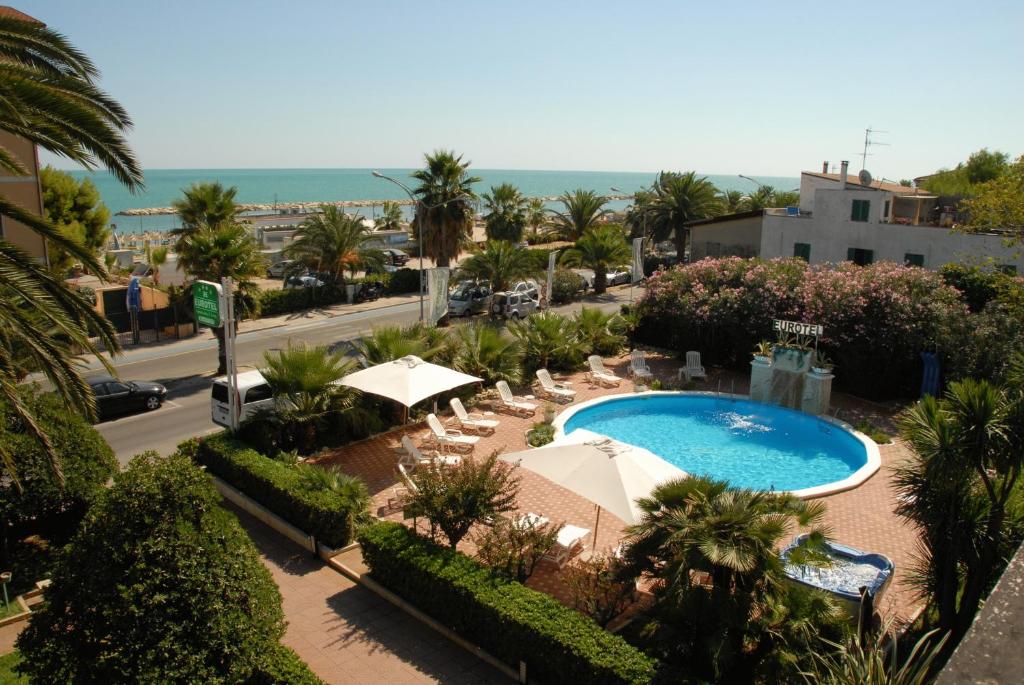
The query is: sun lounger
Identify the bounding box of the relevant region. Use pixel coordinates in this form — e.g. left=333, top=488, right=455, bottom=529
left=449, top=397, right=499, bottom=435
left=424, top=413, right=478, bottom=454
left=544, top=524, right=590, bottom=568
left=496, top=380, right=537, bottom=417
left=587, top=355, right=621, bottom=387
left=398, top=435, right=434, bottom=471
left=628, top=349, right=653, bottom=381
left=535, top=368, right=575, bottom=402
left=679, top=350, right=706, bottom=382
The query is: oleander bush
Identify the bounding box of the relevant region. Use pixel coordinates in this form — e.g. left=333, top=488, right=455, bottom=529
left=635, top=257, right=974, bottom=398
left=550, top=268, right=584, bottom=304
left=357, top=521, right=657, bottom=685
left=195, top=433, right=355, bottom=548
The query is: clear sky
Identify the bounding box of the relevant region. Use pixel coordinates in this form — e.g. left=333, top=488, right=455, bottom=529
left=20, top=0, right=1024, bottom=178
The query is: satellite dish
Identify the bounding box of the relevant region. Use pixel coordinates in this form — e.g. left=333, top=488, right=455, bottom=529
left=858, top=169, right=873, bottom=186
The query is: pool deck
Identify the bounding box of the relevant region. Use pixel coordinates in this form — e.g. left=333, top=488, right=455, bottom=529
left=314, top=352, right=923, bottom=625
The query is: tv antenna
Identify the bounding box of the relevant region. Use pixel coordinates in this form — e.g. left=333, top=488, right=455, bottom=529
left=858, top=127, right=889, bottom=170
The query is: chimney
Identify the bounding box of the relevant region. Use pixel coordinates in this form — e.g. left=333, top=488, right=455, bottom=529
left=822, top=161, right=829, bottom=173
left=839, top=160, right=849, bottom=189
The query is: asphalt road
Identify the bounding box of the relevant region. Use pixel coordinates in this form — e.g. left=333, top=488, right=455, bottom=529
left=91, top=290, right=633, bottom=463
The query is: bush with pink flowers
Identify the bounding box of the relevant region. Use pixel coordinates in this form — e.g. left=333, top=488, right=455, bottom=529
left=635, top=258, right=973, bottom=398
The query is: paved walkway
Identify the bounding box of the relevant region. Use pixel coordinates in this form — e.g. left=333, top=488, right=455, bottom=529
left=232, top=505, right=509, bottom=685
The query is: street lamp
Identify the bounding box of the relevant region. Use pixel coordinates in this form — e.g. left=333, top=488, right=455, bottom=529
left=613, top=186, right=647, bottom=245
left=371, top=170, right=471, bottom=322
left=738, top=174, right=766, bottom=189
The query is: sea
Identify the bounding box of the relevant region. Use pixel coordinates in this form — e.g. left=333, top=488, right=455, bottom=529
left=66, top=168, right=800, bottom=234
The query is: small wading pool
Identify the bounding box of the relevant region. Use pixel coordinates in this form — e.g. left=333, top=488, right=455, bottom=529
left=555, top=393, right=879, bottom=497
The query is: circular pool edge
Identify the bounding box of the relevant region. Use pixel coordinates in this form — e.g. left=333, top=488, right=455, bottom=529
left=552, top=391, right=881, bottom=499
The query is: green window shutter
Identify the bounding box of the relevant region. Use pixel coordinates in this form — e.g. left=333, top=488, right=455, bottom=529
left=847, top=248, right=856, bottom=261
left=851, top=202, right=859, bottom=221
left=794, top=243, right=810, bottom=261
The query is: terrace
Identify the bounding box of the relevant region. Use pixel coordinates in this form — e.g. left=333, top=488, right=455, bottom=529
left=313, top=351, right=924, bottom=625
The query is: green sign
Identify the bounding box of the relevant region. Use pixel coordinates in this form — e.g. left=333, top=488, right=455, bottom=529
left=193, top=281, right=222, bottom=328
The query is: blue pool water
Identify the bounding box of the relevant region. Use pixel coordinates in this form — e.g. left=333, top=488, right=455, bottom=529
left=562, top=395, right=868, bottom=492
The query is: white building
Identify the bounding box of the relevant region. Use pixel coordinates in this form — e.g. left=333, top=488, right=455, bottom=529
left=689, top=161, right=1022, bottom=273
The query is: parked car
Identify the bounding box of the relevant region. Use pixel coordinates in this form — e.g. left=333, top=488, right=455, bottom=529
left=571, top=269, right=595, bottom=292
left=365, top=263, right=398, bottom=276
left=283, top=275, right=325, bottom=289
left=491, top=288, right=540, bottom=319
left=89, top=376, right=166, bottom=420
left=266, top=259, right=297, bottom=279
left=448, top=284, right=492, bottom=317
left=606, top=267, right=632, bottom=286
left=382, top=248, right=409, bottom=266
left=210, top=370, right=275, bottom=428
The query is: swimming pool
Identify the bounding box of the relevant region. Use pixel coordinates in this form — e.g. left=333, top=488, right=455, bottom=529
left=556, top=393, right=879, bottom=497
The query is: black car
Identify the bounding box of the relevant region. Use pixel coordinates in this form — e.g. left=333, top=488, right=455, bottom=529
left=89, top=376, right=167, bottom=419
left=382, top=248, right=409, bottom=266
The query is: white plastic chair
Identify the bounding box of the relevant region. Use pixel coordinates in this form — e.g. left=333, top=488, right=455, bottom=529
left=496, top=381, right=537, bottom=417
left=628, top=349, right=653, bottom=381
left=535, top=368, right=576, bottom=402
left=587, top=355, right=621, bottom=387
left=424, top=413, right=478, bottom=453
left=398, top=435, right=434, bottom=471
left=449, top=397, right=500, bottom=434
left=544, top=524, right=590, bottom=568
left=680, top=350, right=707, bottom=382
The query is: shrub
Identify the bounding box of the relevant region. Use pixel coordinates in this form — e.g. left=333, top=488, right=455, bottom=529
left=510, top=310, right=586, bottom=373
left=257, top=283, right=351, bottom=317
left=527, top=422, right=555, bottom=447
left=249, top=645, right=324, bottom=685
left=475, top=515, right=560, bottom=583
left=551, top=268, right=584, bottom=304
left=17, top=452, right=292, bottom=683
left=386, top=267, right=422, bottom=294
left=358, top=522, right=656, bottom=685
left=195, top=433, right=355, bottom=548
left=564, top=553, right=637, bottom=628
left=636, top=258, right=970, bottom=398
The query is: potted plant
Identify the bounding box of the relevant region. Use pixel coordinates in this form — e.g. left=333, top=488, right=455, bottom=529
left=753, top=340, right=773, bottom=363
left=811, top=350, right=834, bottom=374
left=542, top=401, right=556, bottom=424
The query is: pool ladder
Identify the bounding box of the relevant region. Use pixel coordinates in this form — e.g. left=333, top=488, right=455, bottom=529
left=715, top=379, right=737, bottom=405
left=819, top=407, right=841, bottom=434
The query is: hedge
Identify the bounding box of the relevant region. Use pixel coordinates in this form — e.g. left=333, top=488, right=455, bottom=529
left=357, top=522, right=656, bottom=685
left=195, top=433, right=354, bottom=548
left=250, top=645, right=323, bottom=685
left=385, top=267, right=421, bottom=294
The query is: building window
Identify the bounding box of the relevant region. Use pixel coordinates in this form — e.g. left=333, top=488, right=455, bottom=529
left=851, top=199, right=871, bottom=222
left=793, top=243, right=811, bottom=261
left=883, top=200, right=891, bottom=220
left=997, top=264, right=1018, bottom=275
left=847, top=248, right=874, bottom=266
left=904, top=253, right=924, bottom=267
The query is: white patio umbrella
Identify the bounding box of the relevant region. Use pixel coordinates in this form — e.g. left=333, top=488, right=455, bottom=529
left=499, top=429, right=685, bottom=550
left=340, top=355, right=482, bottom=409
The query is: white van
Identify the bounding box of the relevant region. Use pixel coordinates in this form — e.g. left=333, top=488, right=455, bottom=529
left=211, top=369, right=276, bottom=427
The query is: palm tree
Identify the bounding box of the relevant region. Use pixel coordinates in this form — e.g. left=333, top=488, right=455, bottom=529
left=560, top=225, right=631, bottom=294
left=482, top=183, right=527, bottom=243
left=175, top=222, right=266, bottom=374
left=411, top=150, right=480, bottom=268
left=508, top=310, right=585, bottom=372
left=453, top=322, right=523, bottom=384
left=644, top=171, right=722, bottom=257
left=572, top=307, right=626, bottom=357
left=894, top=372, right=1024, bottom=647
left=741, top=185, right=776, bottom=212
left=524, top=197, right=548, bottom=242
left=720, top=189, right=746, bottom=214
left=457, top=240, right=539, bottom=293
left=285, top=206, right=383, bottom=283
left=374, top=200, right=404, bottom=232
left=297, top=465, right=371, bottom=540
left=170, top=182, right=242, bottom=236
left=146, top=244, right=168, bottom=285
left=549, top=189, right=609, bottom=241
left=624, top=189, right=653, bottom=240
left=353, top=323, right=447, bottom=366
left=0, top=15, right=140, bottom=478
left=260, top=342, right=360, bottom=449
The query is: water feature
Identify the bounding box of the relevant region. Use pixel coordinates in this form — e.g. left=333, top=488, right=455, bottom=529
left=767, top=346, right=811, bottom=410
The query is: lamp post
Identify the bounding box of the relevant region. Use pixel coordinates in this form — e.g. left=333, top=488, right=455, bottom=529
left=371, top=170, right=471, bottom=322
left=613, top=186, right=647, bottom=244
left=738, top=174, right=767, bottom=189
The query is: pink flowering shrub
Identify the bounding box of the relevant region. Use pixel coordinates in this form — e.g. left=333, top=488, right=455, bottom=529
left=636, top=258, right=971, bottom=398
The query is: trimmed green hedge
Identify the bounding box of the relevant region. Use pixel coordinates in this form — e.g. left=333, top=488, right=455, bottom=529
left=258, top=284, right=347, bottom=317
left=195, top=433, right=353, bottom=548
left=358, top=522, right=656, bottom=685
left=386, top=267, right=421, bottom=294
left=250, top=645, right=323, bottom=685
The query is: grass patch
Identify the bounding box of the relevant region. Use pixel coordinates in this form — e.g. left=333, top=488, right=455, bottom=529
left=0, top=651, right=28, bottom=684
left=854, top=420, right=893, bottom=444
left=0, top=601, right=26, bottom=621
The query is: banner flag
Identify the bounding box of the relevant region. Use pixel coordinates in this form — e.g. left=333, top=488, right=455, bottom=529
left=426, top=267, right=450, bottom=324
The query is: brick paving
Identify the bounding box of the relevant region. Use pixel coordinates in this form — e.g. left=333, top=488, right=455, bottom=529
left=315, top=352, right=925, bottom=625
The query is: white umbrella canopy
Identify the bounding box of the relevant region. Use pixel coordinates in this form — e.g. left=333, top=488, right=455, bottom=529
left=499, top=428, right=686, bottom=526
left=340, top=355, right=482, bottom=408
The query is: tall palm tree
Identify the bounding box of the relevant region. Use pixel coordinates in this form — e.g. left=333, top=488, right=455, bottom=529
left=0, top=15, right=141, bottom=479
left=146, top=244, right=168, bottom=285
left=457, top=240, right=539, bottom=293
left=285, top=206, right=383, bottom=283
left=482, top=183, right=527, bottom=243
left=644, top=171, right=722, bottom=257
left=560, top=225, right=631, bottom=294
left=719, top=189, right=746, bottom=214
left=549, top=189, right=609, bottom=241
left=374, top=200, right=404, bottom=232
left=741, top=185, right=776, bottom=212
left=410, top=150, right=480, bottom=268
left=624, top=189, right=653, bottom=240
left=525, top=197, right=548, bottom=242
left=170, top=181, right=241, bottom=236
left=452, top=321, right=523, bottom=384
left=175, top=222, right=266, bottom=374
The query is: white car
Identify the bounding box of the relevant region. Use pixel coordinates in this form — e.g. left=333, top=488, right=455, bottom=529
left=491, top=289, right=540, bottom=320
left=283, top=275, right=325, bottom=289
left=606, top=267, right=632, bottom=286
